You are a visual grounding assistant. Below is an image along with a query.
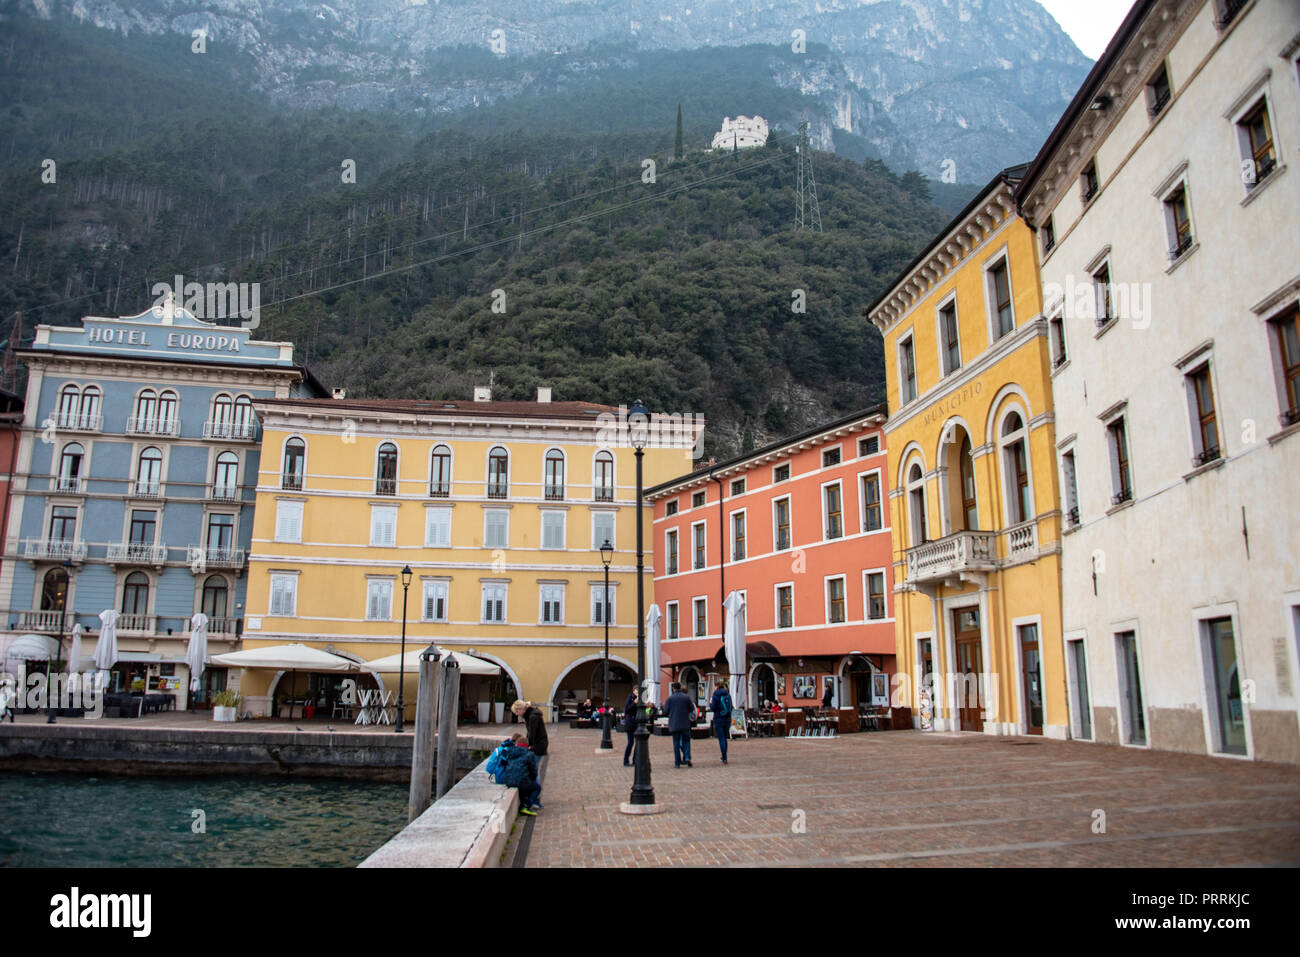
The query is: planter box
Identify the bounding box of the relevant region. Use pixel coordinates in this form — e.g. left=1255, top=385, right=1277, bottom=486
left=476, top=702, right=490, bottom=723
left=494, top=702, right=505, bottom=723
left=213, top=706, right=237, bottom=722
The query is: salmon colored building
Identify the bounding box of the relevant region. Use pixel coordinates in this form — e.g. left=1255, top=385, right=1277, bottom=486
left=647, top=407, right=896, bottom=720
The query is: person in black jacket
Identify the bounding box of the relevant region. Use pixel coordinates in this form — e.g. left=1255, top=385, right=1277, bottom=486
left=662, top=682, right=697, bottom=767
left=511, top=699, right=549, bottom=757
left=497, top=732, right=542, bottom=814
left=621, top=686, right=641, bottom=766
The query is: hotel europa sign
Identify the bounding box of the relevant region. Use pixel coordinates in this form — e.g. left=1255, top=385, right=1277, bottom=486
left=84, top=323, right=247, bottom=354
left=920, top=379, right=984, bottom=428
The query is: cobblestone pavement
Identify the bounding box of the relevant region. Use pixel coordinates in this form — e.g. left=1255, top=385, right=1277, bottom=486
left=524, top=725, right=1300, bottom=867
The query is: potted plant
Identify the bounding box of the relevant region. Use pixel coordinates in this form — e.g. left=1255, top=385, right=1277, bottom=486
left=212, top=689, right=241, bottom=722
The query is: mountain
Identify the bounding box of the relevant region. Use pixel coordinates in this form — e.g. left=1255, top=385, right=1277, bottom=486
left=6, top=0, right=1092, bottom=182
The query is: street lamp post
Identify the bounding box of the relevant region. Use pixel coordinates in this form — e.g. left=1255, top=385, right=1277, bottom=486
left=48, top=559, right=74, bottom=725
left=599, top=539, right=614, bottom=750
left=396, top=564, right=412, bottom=733
left=628, top=400, right=656, bottom=806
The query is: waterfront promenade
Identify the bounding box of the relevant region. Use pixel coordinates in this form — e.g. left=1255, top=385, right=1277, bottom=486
left=524, top=725, right=1300, bottom=867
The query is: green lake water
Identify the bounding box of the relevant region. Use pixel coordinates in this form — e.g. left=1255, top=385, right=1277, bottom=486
left=0, top=772, right=407, bottom=867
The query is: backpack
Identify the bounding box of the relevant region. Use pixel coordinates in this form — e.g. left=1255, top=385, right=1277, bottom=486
left=717, top=690, right=732, bottom=719
left=485, top=743, right=510, bottom=782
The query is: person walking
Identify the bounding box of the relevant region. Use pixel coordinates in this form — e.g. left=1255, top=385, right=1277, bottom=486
left=621, top=686, right=641, bottom=766
left=511, top=699, right=549, bottom=757
left=710, top=678, right=733, bottom=764
left=663, top=682, right=696, bottom=767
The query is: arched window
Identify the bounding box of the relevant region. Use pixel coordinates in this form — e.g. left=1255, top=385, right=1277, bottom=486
left=376, top=442, right=398, bottom=495
left=58, top=443, right=84, bottom=492
left=213, top=451, right=238, bottom=498
left=233, top=395, right=254, bottom=439
left=134, top=389, right=157, bottom=432
left=544, top=449, right=565, bottom=500
left=282, top=438, right=305, bottom=490
left=121, top=571, right=150, bottom=616
left=430, top=444, right=452, bottom=497
left=210, top=394, right=233, bottom=439
left=136, top=447, right=163, bottom=495
left=40, top=567, right=69, bottom=612
left=1000, top=412, right=1033, bottom=526
left=57, top=385, right=79, bottom=428
left=202, top=575, right=229, bottom=621
left=594, top=451, right=614, bottom=502
left=78, top=386, right=101, bottom=429
left=156, top=390, right=178, bottom=434
left=487, top=446, right=509, bottom=499
left=907, top=462, right=929, bottom=547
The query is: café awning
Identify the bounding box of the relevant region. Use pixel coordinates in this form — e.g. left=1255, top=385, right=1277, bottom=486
left=363, top=647, right=499, bottom=676
left=211, top=643, right=362, bottom=671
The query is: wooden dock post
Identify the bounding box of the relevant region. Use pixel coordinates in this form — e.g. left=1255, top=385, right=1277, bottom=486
left=407, top=645, right=440, bottom=823
left=434, top=654, right=461, bottom=800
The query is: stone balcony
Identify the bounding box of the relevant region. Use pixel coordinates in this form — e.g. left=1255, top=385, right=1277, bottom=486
left=904, top=530, right=997, bottom=585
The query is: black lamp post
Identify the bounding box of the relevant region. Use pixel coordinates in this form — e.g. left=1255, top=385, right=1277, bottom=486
left=47, top=559, right=74, bottom=724
left=599, top=539, right=614, bottom=750
left=396, top=564, right=412, bottom=733
left=628, top=401, right=655, bottom=806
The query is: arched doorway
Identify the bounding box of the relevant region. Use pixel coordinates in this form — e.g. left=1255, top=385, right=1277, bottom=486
left=679, top=666, right=702, bottom=706
left=549, top=655, right=638, bottom=718
left=841, top=655, right=876, bottom=708
left=751, top=663, right=777, bottom=708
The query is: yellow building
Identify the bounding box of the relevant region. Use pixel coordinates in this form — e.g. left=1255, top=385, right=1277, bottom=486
left=237, top=389, right=701, bottom=723
left=866, top=164, right=1067, bottom=737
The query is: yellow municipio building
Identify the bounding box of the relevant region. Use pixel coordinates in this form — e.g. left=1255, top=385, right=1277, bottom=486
left=237, top=388, right=700, bottom=724
left=866, top=164, right=1067, bottom=737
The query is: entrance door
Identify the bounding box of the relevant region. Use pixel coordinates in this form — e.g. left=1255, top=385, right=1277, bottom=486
left=1116, top=631, right=1146, bottom=745
left=1018, top=623, right=1043, bottom=735
left=754, top=665, right=776, bottom=707
left=1205, top=617, right=1245, bottom=755
left=953, top=608, right=983, bottom=732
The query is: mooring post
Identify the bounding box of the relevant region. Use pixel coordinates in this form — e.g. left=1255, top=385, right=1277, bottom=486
left=407, top=645, right=440, bottom=823
left=434, top=654, right=461, bottom=800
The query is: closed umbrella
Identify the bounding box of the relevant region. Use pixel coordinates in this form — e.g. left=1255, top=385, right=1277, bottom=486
left=67, top=623, right=84, bottom=695
left=93, top=610, right=119, bottom=691
left=186, top=612, right=209, bottom=706
left=645, top=604, right=662, bottom=706
left=723, top=590, right=748, bottom=711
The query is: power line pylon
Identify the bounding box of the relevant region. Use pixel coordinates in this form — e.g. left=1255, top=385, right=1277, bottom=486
left=795, top=121, right=823, bottom=232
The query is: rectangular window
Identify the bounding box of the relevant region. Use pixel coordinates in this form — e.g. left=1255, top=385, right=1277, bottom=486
left=422, top=580, right=449, bottom=622
left=1107, top=416, right=1133, bottom=505
left=692, top=521, right=706, bottom=569
left=366, top=580, right=394, bottom=621
left=592, top=512, right=615, bottom=551
left=866, top=572, right=885, bottom=620
left=776, top=585, right=793, bottom=629
left=129, top=509, right=156, bottom=545
left=899, top=335, right=917, bottom=403
left=425, top=507, right=452, bottom=547
left=774, top=497, right=791, bottom=551
left=206, top=513, right=234, bottom=552
left=1147, top=62, right=1171, bottom=117
left=821, top=446, right=841, bottom=468
left=667, top=601, right=679, bottom=640
left=541, top=511, right=566, bottom=550
left=1204, top=617, right=1246, bottom=754
left=1164, top=184, right=1194, bottom=260
left=1049, top=313, right=1068, bottom=368
left=1188, top=364, right=1220, bottom=465
left=274, top=500, right=303, bottom=544
left=666, top=499, right=678, bottom=516
left=1272, top=306, right=1300, bottom=425
left=773, top=463, right=791, bottom=483
left=665, top=528, right=679, bottom=574
left=988, top=259, right=1014, bottom=338
left=591, top=585, right=614, bottom=625
left=730, top=478, right=746, bottom=496
left=1062, top=449, right=1080, bottom=527
left=859, top=435, right=879, bottom=457
left=540, top=584, right=565, bottom=624
left=1081, top=158, right=1099, bottom=202
left=1238, top=98, right=1277, bottom=190
left=1041, top=215, right=1056, bottom=255
left=370, top=505, right=397, bottom=547
left=861, top=474, right=882, bottom=532
left=731, top=511, right=746, bottom=561
left=939, top=300, right=961, bottom=374
left=1092, top=262, right=1113, bottom=327
left=482, top=584, right=506, bottom=623
left=269, top=574, right=297, bottom=617
left=693, top=597, right=707, bottom=637
left=824, top=482, right=843, bottom=539
left=692, top=490, right=707, bottom=509
left=483, top=510, right=508, bottom=548
left=827, top=577, right=846, bottom=624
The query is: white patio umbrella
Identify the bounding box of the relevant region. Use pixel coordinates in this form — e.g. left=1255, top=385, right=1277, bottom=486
left=67, top=623, right=84, bottom=694
left=723, top=590, right=748, bottom=711
left=645, top=604, right=663, bottom=706
left=186, top=612, right=209, bottom=698
left=1, top=633, right=59, bottom=662
left=93, top=610, right=119, bottom=689
left=212, top=643, right=367, bottom=720
left=363, top=647, right=499, bottom=676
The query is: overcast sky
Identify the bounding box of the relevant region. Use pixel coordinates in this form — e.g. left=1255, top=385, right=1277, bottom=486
left=1038, top=0, right=1135, bottom=60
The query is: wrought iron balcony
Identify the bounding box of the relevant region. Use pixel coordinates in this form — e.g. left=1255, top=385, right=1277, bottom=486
left=22, top=538, right=87, bottom=562
left=429, top=481, right=450, bottom=498
left=904, top=530, right=997, bottom=585
left=544, top=484, right=565, bottom=501
left=53, top=476, right=85, bottom=494
left=203, top=420, right=257, bottom=441
left=1111, top=487, right=1133, bottom=506
left=1067, top=506, right=1080, bottom=528
left=486, top=482, right=509, bottom=500
left=593, top=486, right=614, bottom=503
left=54, top=411, right=103, bottom=432
left=375, top=478, right=397, bottom=496
left=208, top=484, right=241, bottom=503
left=107, top=541, right=168, bottom=566
left=192, top=546, right=246, bottom=569
left=126, top=416, right=181, bottom=437
left=132, top=481, right=163, bottom=499
left=1169, top=232, right=1195, bottom=261
left=281, top=474, right=304, bottom=491
left=1194, top=446, right=1221, bottom=467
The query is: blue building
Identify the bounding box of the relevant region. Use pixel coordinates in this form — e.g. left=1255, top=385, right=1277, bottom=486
left=0, top=300, right=323, bottom=706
